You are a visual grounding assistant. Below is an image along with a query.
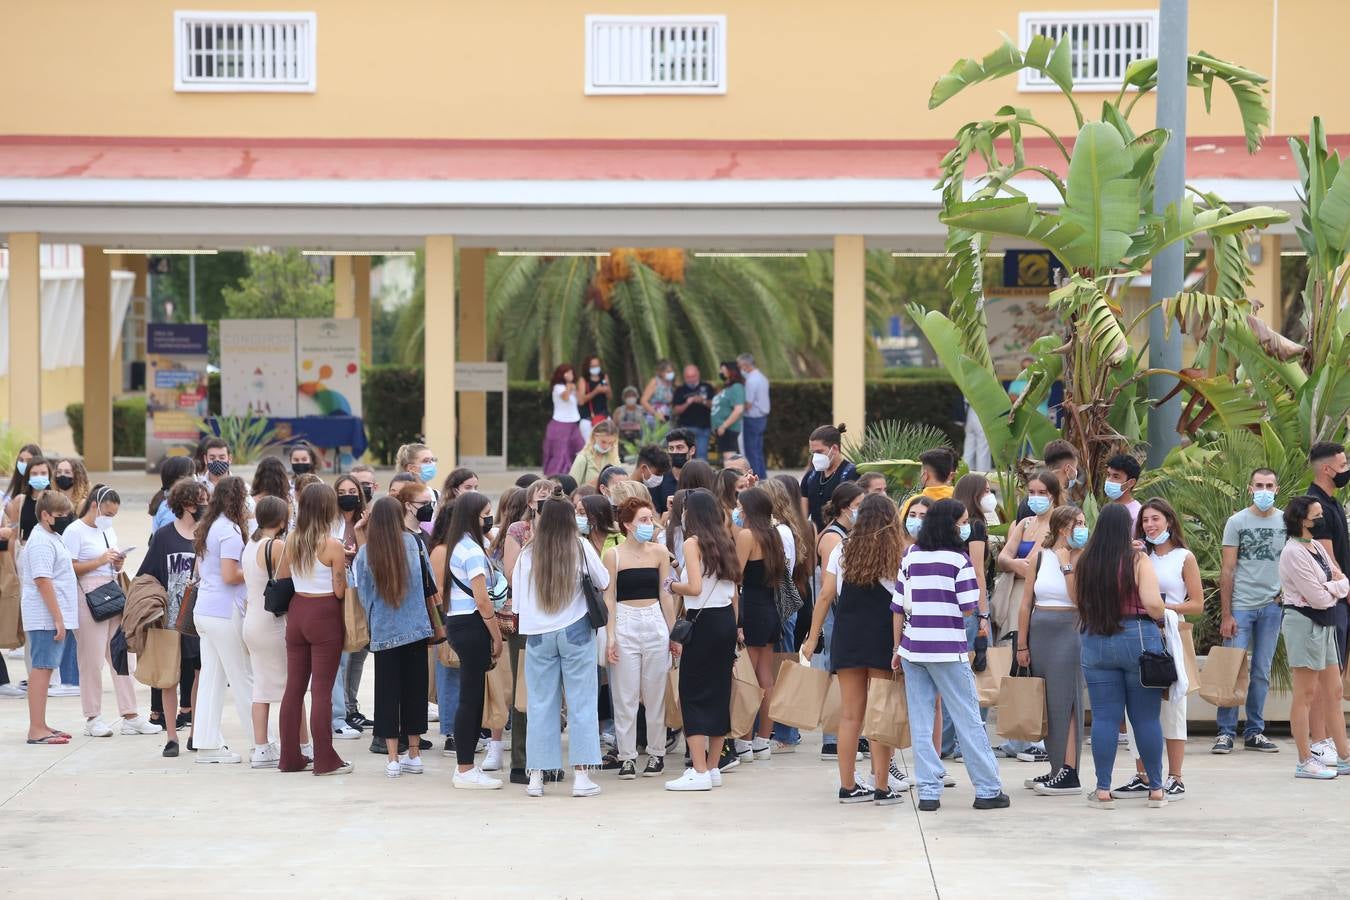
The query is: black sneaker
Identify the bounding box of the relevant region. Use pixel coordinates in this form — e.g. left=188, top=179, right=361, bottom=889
left=643, top=756, right=665, bottom=777
left=1033, top=765, right=1081, bottom=796
left=176, top=711, right=193, bottom=729
left=838, top=783, right=873, bottom=804
left=973, top=792, right=1011, bottom=810
left=1110, top=774, right=1150, bottom=799
left=917, top=798, right=940, bottom=812
left=346, top=711, right=370, bottom=731
left=618, top=760, right=638, bottom=780
left=1023, top=771, right=1054, bottom=790
left=1163, top=776, right=1186, bottom=801
left=418, top=738, right=432, bottom=751
left=874, top=787, right=904, bottom=806
left=442, top=737, right=456, bottom=758
left=1015, top=747, right=1050, bottom=763
left=369, top=736, right=385, bottom=755
left=600, top=752, right=622, bottom=770
left=857, top=737, right=871, bottom=758
left=820, top=742, right=839, bottom=760
left=162, top=740, right=179, bottom=758
left=1211, top=735, right=1234, bottom=754
left=1245, top=734, right=1279, bottom=753
left=187, top=736, right=195, bottom=752
left=509, top=768, right=529, bottom=785
left=666, top=728, right=682, bottom=754
left=718, top=747, right=740, bottom=772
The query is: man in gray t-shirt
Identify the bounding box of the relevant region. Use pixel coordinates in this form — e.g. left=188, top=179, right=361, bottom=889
left=1213, top=468, right=1286, bottom=752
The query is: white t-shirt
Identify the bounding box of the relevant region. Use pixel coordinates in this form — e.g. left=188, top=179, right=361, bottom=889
left=196, top=517, right=247, bottom=619
left=62, top=519, right=120, bottom=583
left=778, top=523, right=796, bottom=576
left=1149, top=546, right=1193, bottom=607
left=20, top=526, right=80, bottom=630
left=826, top=543, right=897, bottom=592
left=447, top=535, right=492, bottom=616
left=511, top=539, right=609, bottom=635
left=552, top=383, right=581, bottom=423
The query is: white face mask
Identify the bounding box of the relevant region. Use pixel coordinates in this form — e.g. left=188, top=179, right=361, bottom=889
left=810, top=452, right=830, bottom=472
left=95, top=515, right=115, bottom=531
left=644, top=473, right=664, bottom=489
left=979, top=492, right=998, bottom=514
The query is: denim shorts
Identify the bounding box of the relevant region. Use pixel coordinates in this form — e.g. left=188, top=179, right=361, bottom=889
left=27, top=629, right=68, bottom=669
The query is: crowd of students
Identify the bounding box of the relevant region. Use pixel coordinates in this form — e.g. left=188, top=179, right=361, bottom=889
left=4, top=425, right=1350, bottom=808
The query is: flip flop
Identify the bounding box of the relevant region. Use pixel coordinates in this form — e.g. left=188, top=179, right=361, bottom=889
left=48, top=730, right=72, bottom=739
left=27, top=734, right=70, bottom=745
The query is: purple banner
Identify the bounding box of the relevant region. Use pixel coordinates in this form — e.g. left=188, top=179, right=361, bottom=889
left=147, top=323, right=208, bottom=354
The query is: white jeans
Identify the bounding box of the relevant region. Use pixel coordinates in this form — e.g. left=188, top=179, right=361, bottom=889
left=608, top=602, right=670, bottom=760
left=194, top=606, right=255, bottom=750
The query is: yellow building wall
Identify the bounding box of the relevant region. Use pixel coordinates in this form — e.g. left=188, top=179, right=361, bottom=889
left=0, top=366, right=87, bottom=456
left=0, top=0, right=1337, bottom=143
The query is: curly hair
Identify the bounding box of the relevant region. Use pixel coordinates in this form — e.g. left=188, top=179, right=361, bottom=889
left=840, top=493, right=902, bottom=585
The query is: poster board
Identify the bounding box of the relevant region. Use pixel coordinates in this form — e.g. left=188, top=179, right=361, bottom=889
left=220, top=319, right=298, bottom=417
left=295, top=318, right=362, bottom=418
left=144, top=324, right=209, bottom=472
left=456, top=362, right=508, bottom=472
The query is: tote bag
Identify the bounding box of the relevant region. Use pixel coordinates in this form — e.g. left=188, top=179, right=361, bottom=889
left=767, top=654, right=829, bottom=730
left=133, top=628, right=181, bottom=690
left=862, top=673, right=910, bottom=750
left=996, top=666, right=1048, bottom=742
left=729, top=651, right=764, bottom=736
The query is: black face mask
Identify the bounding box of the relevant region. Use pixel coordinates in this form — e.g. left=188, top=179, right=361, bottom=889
left=536, top=500, right=546, bottom=514
left=482, top=515, right=494, bottom=531
left=54, top=475, right=76, bottom=491
left=1335, top=469, right=1350, bottom=489
left=292, top=463, right=313, bottom=476
left=1311, top=517, right=1325, bottom=531
left=206, top=460, right=230, bottom=477
left=52, top=514, right=75, bottom=535
left=669, top=452, right=688, bottom=469
left=337, top=494, right=361, bottom=513
left=359, top=483, right=374, bottom=500
left=415, top=501, right=435, bottom=523
left=192, top=507, right=206, bottom=522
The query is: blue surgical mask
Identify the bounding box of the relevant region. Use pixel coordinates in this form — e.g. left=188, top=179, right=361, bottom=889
left=28, top=475, right=50, bottom=491
left=905, top=516, right=922, bottom=538
left=16, top=460, right=27, bottom=476
left=958, top=523, right=971, bottom=542
left=1146, top=530, right=1170, bottom=546
left=1069, top=526, right=1089, bottom=548
left=419, top=462, right=438, bottom=483
left=732, top=509, right=743, bottom=527
left=1103, top=480, right=1124, bottom=500
left=849, top=509, right=858, bottom=525
left=575, top=515, right=591, bottom=535
left=1027, top=495, right=1051, bottom=515
left=1065, top=476, right=1079, bottom=490
left=634, top=523, right=655, bottom=543
left=1253, top=490, right=1276, bottom=512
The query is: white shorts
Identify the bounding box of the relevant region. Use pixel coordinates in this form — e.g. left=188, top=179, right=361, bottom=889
left=1126, top=692, right=1187, bottom=757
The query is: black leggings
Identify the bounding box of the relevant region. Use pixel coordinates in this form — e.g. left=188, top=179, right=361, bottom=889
left=373, top=640, right=428, bottom=740
left=150, top=646, right=199, bottom=717
left=446, top=614, right=492, bottom=766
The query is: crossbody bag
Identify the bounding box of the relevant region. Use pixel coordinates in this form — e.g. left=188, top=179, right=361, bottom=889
left=84, top=534, right=127, bottom=622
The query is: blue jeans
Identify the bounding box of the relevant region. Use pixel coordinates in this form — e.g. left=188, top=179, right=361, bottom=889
left=59, top=632, right=79, bottom=685
left=1081, top=620, right=1165, bottom=791
left=686, top=426, right=711, bottom=460
left=436, top=659, right=461, bottom=737
left=742, top=415, right=768, bottom=479
left=772, top=611, right=801, bottom=745
left=1216, top=602, right=1282, bottom=738
left=810, top=605, right=838, bottom=745
left=941, top=614, right=985, bottom=755
left=525, top=617, right=601, bottom=771
left=903, top=657, right=1004, bottom=801
left=331, top=652, right=349, bottom=727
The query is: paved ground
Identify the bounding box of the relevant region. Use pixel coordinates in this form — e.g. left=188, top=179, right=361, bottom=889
left=4, top=470, right=1350, bottom=897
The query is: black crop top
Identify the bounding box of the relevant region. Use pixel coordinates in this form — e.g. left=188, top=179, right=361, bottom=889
left=616, top=566, right=661, bottom=602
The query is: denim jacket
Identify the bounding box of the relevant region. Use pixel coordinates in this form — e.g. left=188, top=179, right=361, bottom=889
left=354, top=534, right=433, bottom=651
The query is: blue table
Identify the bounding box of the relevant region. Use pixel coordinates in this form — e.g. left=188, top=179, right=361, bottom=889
left=204, top=416, right=368, bottom=468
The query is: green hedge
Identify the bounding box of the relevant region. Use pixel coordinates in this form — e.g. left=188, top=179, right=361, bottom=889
left=65, top=397, right=148, bottom=458
left=361, top=366, right=962, bottom=469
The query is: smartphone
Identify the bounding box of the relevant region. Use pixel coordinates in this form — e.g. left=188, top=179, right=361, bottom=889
left=117, top=546, right=137, bottom=557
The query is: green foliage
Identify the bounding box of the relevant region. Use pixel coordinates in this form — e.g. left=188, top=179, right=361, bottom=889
left=361, top=365, right=426, bottom=464
left=195, top=414, right=283, bottom=464
left=848, top=421, right=955, bottom=498
left=620, top=418, right=671, bottom=464
left=64, top=398, right=147, bottom=458
left=155, top=251, right=249, bottom=323
left=0, top=424, right=33, bottom=475
left=222, top=249, right=335, bottom=320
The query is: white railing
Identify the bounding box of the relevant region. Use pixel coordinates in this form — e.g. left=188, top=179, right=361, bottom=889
left=175, top=11, right=317, bottom=92
left=1019, top=10, right=1158, bottom=92
left=586, top=15, right=727, bottom=95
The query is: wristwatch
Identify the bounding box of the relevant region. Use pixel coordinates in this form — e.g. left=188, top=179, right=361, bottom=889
left=977, top=613, right=990, bottom=620
left=1059, top=563, right=1074, bottom=574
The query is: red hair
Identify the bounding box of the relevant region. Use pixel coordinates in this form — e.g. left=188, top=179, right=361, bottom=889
left=549, top=364, right=574, bottom=387
left=615, top=496, right=654, bottom=534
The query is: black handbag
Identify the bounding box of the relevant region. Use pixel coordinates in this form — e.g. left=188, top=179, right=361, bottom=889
left=579, top=540, right=607, bottom=629
left=262, top=539, right=295, bottom=617
left=1136, top=619, right=1177, bottom=690
left=110, top=627, right=130, bottom=676
left=84, top=534, right=127, bottom=622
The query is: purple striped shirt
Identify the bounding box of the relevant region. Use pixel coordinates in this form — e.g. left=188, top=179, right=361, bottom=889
left=894, top=546, right=979, bottom=662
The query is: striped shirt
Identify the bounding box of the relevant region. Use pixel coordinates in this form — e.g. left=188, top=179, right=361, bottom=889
left=447, top=535, right=491, bottom=616
left=893, top=545, right=979, bottom=662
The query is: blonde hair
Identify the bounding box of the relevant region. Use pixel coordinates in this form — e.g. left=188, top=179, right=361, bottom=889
left=607, top=479, right=652, bottom=507
left=395, top=442, right=430, bottom=474
left=529, top=494, right=580, bottom=615
left=762, top=479, right=810, bottom=572
left=288, top=482, right=339, bottom=577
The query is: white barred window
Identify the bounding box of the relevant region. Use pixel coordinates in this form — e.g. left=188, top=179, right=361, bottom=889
left=585, top=15, right=726, bottom=95
left=175, top=11, right=317, bottom=92
left=1019, top=11, right=1158, bottom=92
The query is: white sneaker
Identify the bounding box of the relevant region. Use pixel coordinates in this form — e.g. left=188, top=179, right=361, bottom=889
left=710, top=767, right=722, bottom=787
left=751, top=737, right=772, bottom=760
left=1295, top=757, right=1337, bottom=780
left=399, top=755, right=424, bottom=775
left=120, top=715, right=163, bottom=736
left=476, top=736, right=488, bottom=753
left=300, top=743, right=314, bottom=760
left=453, top=766, right=503, bottom=790
left=427, top=702, right=439, bottom=723
left=196, top=746, right=242, bottom=764
left=527, top=770, right=544, bottom=797
left=572, top=770, right=602, bottom=797
left=250, top=744, right=280, bottom=769
left=1313, top=739, right=1338, bottom=766
left=770, top=739, right=797, bottom=754
left=83, top=718, right=114, bottom=738
left=665, top=767, right=713, bottom=791
left=734, top=739, right=754, bottom=762
left=386, top=760, right=402, bottom=778
left=48, top=685, right=80, bottom=697
left=888, top=761, right=911, bottom=793
left=333, top=722, right=361, bottom=741
left=940, top=770, right=956, bottom=788
left=0, top=684, right=26, bottom=697
left=482, top=741, right=504, bottom=772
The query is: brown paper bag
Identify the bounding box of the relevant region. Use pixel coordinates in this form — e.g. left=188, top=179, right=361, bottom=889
left=342, top=586, right=369, bottom=653
left=973, top=644, right=1013, bottom=708
left=771, top=651, right=796, bottom=685
left=862, top=674, right=910, bottom=749
left=768, top=655, right=830, bottom=730
left=729, top=651, right=763, bottom=737
left=513, top=649, right=528, bottom=713
left=1199, top=645, right=1250, bottom=707
left=665, top=664, right=683, bottom=730
left=0, top=550, right=23, bottom=650
left=996, top=673, right=1048, bottom=741
left=820, top=675, right=841, bottom=733
left=133, top=628, right=181, bottom=689
left=1177, top=621, right=1202, bottom=695
left=482, top=655, right=512, bottom=729
left=437, top=639, right=460, bottom=668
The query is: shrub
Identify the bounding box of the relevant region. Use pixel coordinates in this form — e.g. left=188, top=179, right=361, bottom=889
left=65, top=397, right=148, bottom=458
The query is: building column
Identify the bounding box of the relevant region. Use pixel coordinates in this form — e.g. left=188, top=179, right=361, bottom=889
left=459, top=249, right=488, bottom=459
left=353, top=255, right=372, bottom=365
left=334, top=255, right=355, bottom=318
left=424, top=236, right=457, bottom=466
left=832, top=235, right=867, bottom=434
left=82, top=245, right=114, bottom=471
left=1249, top=234, right=1283, bottom=330
left=6, top=233, right=42, bottom=440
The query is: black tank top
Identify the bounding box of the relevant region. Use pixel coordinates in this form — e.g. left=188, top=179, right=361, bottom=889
left=19, top=494, right=37, bottom=542
left=616, top=566, right=661, bottom=602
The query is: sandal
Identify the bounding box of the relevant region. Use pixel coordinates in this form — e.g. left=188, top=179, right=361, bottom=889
left=27, top=734, right=70, bottom=745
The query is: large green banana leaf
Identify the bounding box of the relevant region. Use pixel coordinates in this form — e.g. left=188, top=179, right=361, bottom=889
left=930, top=34, right=1074, bottom=112
left=1060, top=122, right=1141, bottom=273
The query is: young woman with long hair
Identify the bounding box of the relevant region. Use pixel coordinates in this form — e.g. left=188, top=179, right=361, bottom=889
left=501, top=479, right=558, bottom=586
left=1, top=442, right=41, bottom=508
left=570, top=419, right=621, bottom=488
left=996, top=471, right=1063, bottom=631
left=276, top=482, right=350, bottom=776
left=602, top=496, right=674, bottom=780
left=543, top=363, right=585, bottom=475
left=731, top=486, right=789, bottom=761
left=715, top=468, right=741, bottom=523
left=440, top=468, right=479, bottom=507
left=710, top=361, right=745, bottom=462
left=1075, top=503, right=1168, bottom=808
left=430, top=490, right=505, bottom=789
left=332, top=473, right=372, bottom=731
left=53, top=457, right=91, bottom=511
left=901, top=495, right=935, bottom=552
left=1015, top=505, right=1087, bottom=796
left=764, top=475, right=814, bottom=751
left=355, top=495, right=437, bottom=779
left=804, top=493, right=907, bottom=803
left=809, top=480, right=864, bottom=760
left=513, top=492, right=610, bottom=797
left=579, top=492, right=620, bottom=558
left=896, top=498, right=1008, bottom=812
left=149, top=456, right=195, bottom=532
left=191, top=475, right=254, bottom=765
left=665, top=488, right=741, bottom=791
left=576, top=354, right=612, bottom=443
left=488, top=487, right=528, bottom=562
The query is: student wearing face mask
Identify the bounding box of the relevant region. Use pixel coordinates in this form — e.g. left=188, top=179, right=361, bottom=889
left=602, top=497, right=675, bottom=779
left=395, top=443, right=440, bottom=504
left=288, top=441, right=319, bottom=481
left=652, top=429, right=693, bottom=516
left=53, top=458, right=91, bottom=512
left=570, top=420, right=621, bottom=489
left=900, top=448, right=958, bottom=521
left=1306, top=441, right=1350, bottom=671
left=640, top=359, right=677, bottom=425
left=20, top=491, right=80, bottom=744
left=801, top=424, right=859, bottom=531
left=615, top=387, right=645, bottom=445
left=1103, top=453, right=1143, bottom=526
left=576, top=355, right=611, bottom=444
left=807, top=481, right=863, bottom=760
left=349, top=464, right=380, bottom=504
left=901, top=495, right=934, bottom=552
left=333, top=475, right=371, bottom=731
left=710, top=361, right=746, bottom=464
left=198, top=438, right=233, bottom=495
left=630, top=445, right=671, bottom=498
left=1, top=442, right=40, bottom=509
left=941, top=475, right=997, bottom=761
left=1016, top=440, right=1080, bottom=518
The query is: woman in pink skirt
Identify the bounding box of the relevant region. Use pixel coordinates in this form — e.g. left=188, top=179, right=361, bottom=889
left=542, top=364, right=585, bottom=476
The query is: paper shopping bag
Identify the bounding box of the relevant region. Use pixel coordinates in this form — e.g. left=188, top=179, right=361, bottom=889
left=342, top=586, right=369, bottom=653
left=1177, top=621, right=1202, bottom=695
left=665, top=664, right=683, bottom=730
left=1199, top=645, right=1250, bottom=708
left=973, top=644, right=1013, bottom=708
left=996, top=671, right=1047, bottom=742
left=820, top=675, right=841, bottom=733
left=862, top=673, right=910, bottom=750
left=729, top=650, right=764, bottom=737
left=768, top=655, right=830, bottom=730
left=133, top=627, right=181, bottom=690
left=437, top=638, right=460, bottom=668
left=482, top=654, right=513, bottom=729
left=0, top=550, right=22, bottom=650
left=514, top=648, right=528, bottom=713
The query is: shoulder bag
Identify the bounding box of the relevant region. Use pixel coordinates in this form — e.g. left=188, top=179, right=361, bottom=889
left=174, top=556, right=200, bottom=638
left=262, top=539, right=295, bottom=617
left=774, top=572, right=804, bottom=624
left=1137, top=619, right=1178, bottom=690
left=84, top=534, right=128, bottom=622
left=579, top=540, right=608, bottom=629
